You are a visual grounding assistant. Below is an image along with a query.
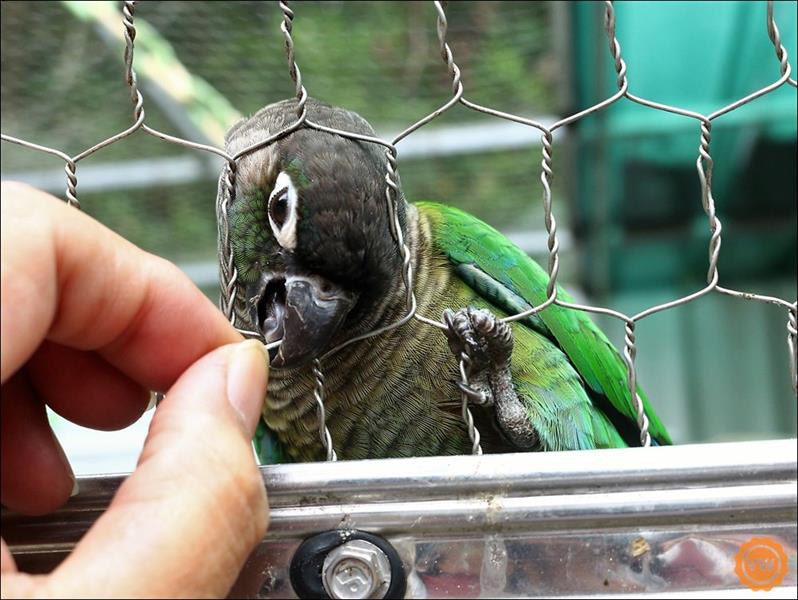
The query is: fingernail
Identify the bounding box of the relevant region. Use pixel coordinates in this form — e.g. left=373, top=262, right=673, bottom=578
left=71, top=479, right=80, bottom=497
left=146, top=391, right=158, bottom=411
left=50, top=427, right=77, bottom=496
left=227, top=340, right=270, bottom=436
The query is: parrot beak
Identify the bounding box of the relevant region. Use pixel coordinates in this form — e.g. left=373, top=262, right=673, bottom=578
left=248, top=274, right=356, bottom=368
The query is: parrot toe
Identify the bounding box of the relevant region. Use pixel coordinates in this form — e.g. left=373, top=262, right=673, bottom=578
left=442, top=308, right=479, bottom=360
left=466, top=307, right=513, bottom=370
left=442, top=307, right=513, bottom=373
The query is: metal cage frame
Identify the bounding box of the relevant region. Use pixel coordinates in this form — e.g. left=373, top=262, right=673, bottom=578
left=1, top=2, right=796, bottom=598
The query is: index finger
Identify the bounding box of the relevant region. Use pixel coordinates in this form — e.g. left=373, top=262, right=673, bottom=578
left=1, top=182, right=241, bottom=390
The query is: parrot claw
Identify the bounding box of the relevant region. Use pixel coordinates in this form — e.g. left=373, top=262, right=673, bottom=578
left=456, top=380, right=491, bottom=406
left=443, top=307, right=514, bottom=372
left=444, top=306, right=541, bottom=450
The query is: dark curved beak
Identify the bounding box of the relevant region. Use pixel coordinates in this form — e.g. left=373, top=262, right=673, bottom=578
left=246, top=274, right=356, bottom=368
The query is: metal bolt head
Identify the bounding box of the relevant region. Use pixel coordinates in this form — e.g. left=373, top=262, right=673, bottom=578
left=322, top=539, right=392, bottom=599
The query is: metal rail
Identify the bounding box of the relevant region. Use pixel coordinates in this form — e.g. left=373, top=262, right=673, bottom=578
left=3, top=439, right=796, bottom=597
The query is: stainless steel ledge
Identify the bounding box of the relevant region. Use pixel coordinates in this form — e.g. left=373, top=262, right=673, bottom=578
left=3, top=439, right=796, bottom=598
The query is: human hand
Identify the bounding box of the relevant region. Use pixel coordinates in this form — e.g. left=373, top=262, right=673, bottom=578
left=1, top=182, right=269, bottom=598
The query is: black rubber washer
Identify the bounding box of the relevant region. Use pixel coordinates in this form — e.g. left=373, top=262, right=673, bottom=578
left=289, top=529, right=406, bottom=599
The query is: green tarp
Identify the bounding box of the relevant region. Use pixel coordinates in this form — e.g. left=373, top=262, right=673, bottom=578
left=569, top=0, right=796, bottom=292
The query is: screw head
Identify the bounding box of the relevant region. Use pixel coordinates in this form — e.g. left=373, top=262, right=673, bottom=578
left=322, top=539, right=392, bottom=599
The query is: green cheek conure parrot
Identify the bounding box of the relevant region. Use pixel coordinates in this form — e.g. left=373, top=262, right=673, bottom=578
left=221, top=98, right=672, bottom=463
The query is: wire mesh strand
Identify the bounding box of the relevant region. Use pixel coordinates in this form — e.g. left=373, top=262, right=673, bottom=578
left=1, top=0, right=796, bottom=459
left=458, top=354, right=484, bottom=456
left=311, top=360, right=337, bottom=462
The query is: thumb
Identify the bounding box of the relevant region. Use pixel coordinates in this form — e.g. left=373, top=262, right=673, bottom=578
left=47, top=340, right=270, bottom=599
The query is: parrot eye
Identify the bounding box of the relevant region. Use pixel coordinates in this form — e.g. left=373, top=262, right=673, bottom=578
left=270, top=187, right=289, bottom=228
left=267, top=171, right=299, bottom=250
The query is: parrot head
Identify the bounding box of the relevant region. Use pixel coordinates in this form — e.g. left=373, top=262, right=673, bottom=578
left=223, top=98, right=405, bottom=368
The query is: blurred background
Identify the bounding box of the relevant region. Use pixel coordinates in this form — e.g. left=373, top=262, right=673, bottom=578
left=1, top=1, right=795, bottom=474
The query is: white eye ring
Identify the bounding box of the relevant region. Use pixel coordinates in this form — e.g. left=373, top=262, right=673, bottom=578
left=268, top=171, right=298, bottom=250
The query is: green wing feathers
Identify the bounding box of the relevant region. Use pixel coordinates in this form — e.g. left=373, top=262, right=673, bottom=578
left=418, top=201, right=672, bottom=447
